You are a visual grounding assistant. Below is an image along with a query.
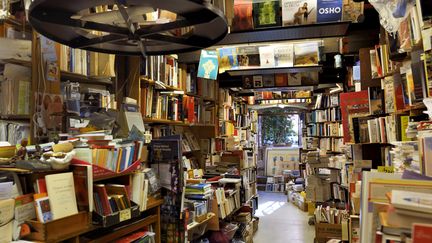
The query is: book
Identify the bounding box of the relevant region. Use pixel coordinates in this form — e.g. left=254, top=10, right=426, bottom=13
left=317, top=0, right=343, bottom=23
left=274, top=45, right=294, bottom=67
left=282, top=0, right=317, bottom=26
left=368, top=87, right=384, bottom=115
left=288, top=73, right=302, bottom=86
left=259, top=46, right=275, bottom=68
left=218, top=47, right=239, bottom=73
left=34, top=196, right=52, bottom=223
left=253, top=75, right=263, bottom=88
left=45, top=172, right=78, bottom=220
left=197, top=50, right=218, bottom=80
left=383, top=77, right=395, bottom=113
left=242, top=75, right=254, bottom=88
left=342, top=0, right=363, bottom=22
left=294, top=42, right=319, bottom=66
left=232, top=0, right=254, bottom=32
left=340, top=91, right=370, bottom=143
left=94, top=184, right=112, bottom=215
left=0, top=199, right=14, bottom=226
left=237, top=46, right=260, bottom=68
left=35, top=178, right=47, bottom=194
left=72, top=165, right=93, bottom=212
left=275, top=73, right=288, bottom=87
left=391, top=190, right=432, bottom=214
left=14, top=194, right=36, bottom=223
left=412, top=223, right=432, bottom=243
left=263, top=74, right=275, bottom=87
left=253, top=0, right=281, bottom=28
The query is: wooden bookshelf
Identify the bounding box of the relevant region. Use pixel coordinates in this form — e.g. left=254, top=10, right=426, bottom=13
left=140, top=77, right=184, bottom=92
left=60, top=71, right=113, bottom=86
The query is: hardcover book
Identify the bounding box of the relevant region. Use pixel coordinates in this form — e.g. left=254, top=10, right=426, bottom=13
left=368, top=87, right=384, bottom=115
left=288, top=73, right=302, bottom=86
left=294, top=42, right=319, bottom=66
left=232, top=0, right=254, bottom=32
left=263, top=74, right=276, bottom=87
left=218, top=47, right=239, bottom=73
left=340, top=91, right=370, bottom=143
left=259, top=46, right=276, bottom=67
left=242, top=75, right=254, bottom=88
left=274, top=44, right=294, bottom=67
left=317, top=0, right=343, bottom=23
left=383, top=77, right=396, bottom=113
left=342, top=0, right=363, bottom=22
left=253, top=0, right=281, bottom=28
left=237, top=46, right=260, bottom=68
left=282, top=0, right=317, bottom=26
left=275, top=73, right=288, bottom=86
left=253, top=75, right=264, bottom=88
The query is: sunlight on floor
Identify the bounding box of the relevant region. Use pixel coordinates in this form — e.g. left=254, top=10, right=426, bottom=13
left=255, top=200, right=286, bottom=217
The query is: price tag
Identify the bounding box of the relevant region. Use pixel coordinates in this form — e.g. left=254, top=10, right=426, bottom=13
left=377, top=166, right=394, bottom=173
left=119, top=209, right=131, bottom=222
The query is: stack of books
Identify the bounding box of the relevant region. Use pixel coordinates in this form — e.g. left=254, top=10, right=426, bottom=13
left=184, top=183, right=212, bottom=200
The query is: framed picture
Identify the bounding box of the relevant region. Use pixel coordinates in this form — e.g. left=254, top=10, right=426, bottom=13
left=265, top=147, right=300, bottom=176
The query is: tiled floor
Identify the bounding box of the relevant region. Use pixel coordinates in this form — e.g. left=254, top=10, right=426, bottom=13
left=253, top=191, right=315, bottom=243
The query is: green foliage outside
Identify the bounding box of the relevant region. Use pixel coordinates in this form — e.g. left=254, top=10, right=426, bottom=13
left=261, top=110, right=298, bottom=146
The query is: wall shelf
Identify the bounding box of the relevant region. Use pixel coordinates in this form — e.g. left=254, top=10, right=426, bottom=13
left=60, top=71, right=113, bottom=86
left=225, top=65, right=322, bottom=76
left=217, top=21, right=351, bottom=46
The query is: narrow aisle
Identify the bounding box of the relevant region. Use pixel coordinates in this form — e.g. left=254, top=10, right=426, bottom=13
left=253, top=191, right=315, bottom=243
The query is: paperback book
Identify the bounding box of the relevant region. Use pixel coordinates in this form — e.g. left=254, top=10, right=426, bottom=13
left=237, top=46, right=260, bottom=68
left=259, top=46, right=276, bottom=67
left=263, top=74, right=276, bottom=87
left=282, top=0, right=317, bottom=26
left=294, top=42, right=319, bottom=66
left=317, top=0, right=343, bottom=23
left=218, top=47, right=239, bottom=73
left=253, top=0, right=281, bottom=28
left=197, top=50, right=218, bottom=80
left=232, top=0, right=254, bottom=32
left=274, top=44, right=294, bottom=67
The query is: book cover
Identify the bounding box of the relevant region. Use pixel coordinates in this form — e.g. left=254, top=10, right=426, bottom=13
left=368, top=87, right=384, bottom=115
left=275, top=73, right=288, bottom=86
left=342, top=0, right=363, bottom=22
left=294, top=42, right=319, bottom=66
left=383, top=77, right=395, bottom=113
left=259, top=46, right=275, bottom=67
left=36, top=178, right=47, bottom=194
left=394, top=73, right=407, bottom=111
left=391, top=190, right=432, bottom=214
left=412, top=223, right=432, bottom=243
left=232, top=0, right=254, bottom=32
left=288, top=73, right=302, bottom=86
left=72, top=165, right=93, bottom=212
left=317, top=0, right=343, bottom=23
left=237, top=46, right=260, bottom=68
left=274, top=45, right=294, bottom=67
left=352, top=117, right=370, bottom=143
left=340, top=91, right=370, bottom=143
left=398, top=18, right=412, bottom=52
left=263, top=74, right=275, bottom=87
left=282, top=0, right=317, bottom=26
left=197, top=50, right=218, bottom=80
left=253, top=75, right=263, bottom=88
left=253, top=0, right=281, bottom=28
left=34, top=196, right=52, bottom=223
left=300, top=71, right=318, bottom=85
left=242, top=75, right=254, bottom=88
left=45, top=172, right=78, bottom=220
left=218, top=47, right=239, bottom=73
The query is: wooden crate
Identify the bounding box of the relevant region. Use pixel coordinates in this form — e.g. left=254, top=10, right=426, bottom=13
left=25, top=211, right=90, bottom=242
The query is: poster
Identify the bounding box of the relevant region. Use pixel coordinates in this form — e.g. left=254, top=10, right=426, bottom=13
left=265, top=147, right=300, bottom=176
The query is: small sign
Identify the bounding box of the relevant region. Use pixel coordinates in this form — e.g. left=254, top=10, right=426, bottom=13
left=377, top=166, right=394, bottom=173
left=119, top=209, right=131, bottom=222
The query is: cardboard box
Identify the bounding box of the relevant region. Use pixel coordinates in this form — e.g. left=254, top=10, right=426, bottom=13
left=315, top=223, right=342, bottom=243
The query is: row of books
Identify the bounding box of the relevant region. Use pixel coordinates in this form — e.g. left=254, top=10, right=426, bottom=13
left=73, top=140, right=144, bottom=173
left=242, top=72, right=305, bottom=89
left=142, top=55, right=179, bottom=88
left=319, top=138, right=344, bottom=152
left=218, top=42, right=319, bottom=72
left=314, top=205, right=348, bottom=224
left=255, top=98, right=312, bottom=105
left=255, top=90, right=312, bottom=100
left=0, top=63, right=31, bottom=115
left=59, top=45, right=115, bottom=77
left=307, top=108, right=342, bottom=123
left=265, top=183, right=285, bottom=192
left=0, top=120, right=30, bottom=145
left=231, top=0, right=363, bottom=32
left=314, top=93, right=340, bottom=110
left=369, top=44, right=391, bottom=79
left=220, top=121, right=236, bottom=137
left=93, top=183, right=131, bottom=216
left=351, top=115, right=408, bottom=144
left=215, top=187, right=241, bottom=219
left=306, top=123, right=343, bottom=137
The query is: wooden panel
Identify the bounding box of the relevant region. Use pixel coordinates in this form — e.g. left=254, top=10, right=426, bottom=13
left=359, top=47, right=373, bottom=88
